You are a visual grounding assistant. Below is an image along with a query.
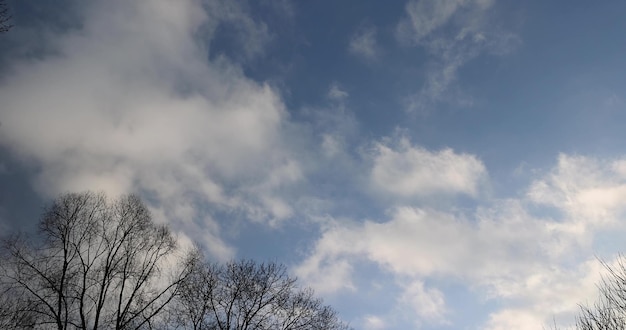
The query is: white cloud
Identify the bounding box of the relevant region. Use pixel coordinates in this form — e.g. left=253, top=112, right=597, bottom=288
left=297, top=153, right=626, bottom=328
left=483, top=309, right=545, bottom=330
left=483, top=259, right=605, bottom=330
left=369, top=134, right=487, bottom=199
left=299, top=203, right=576, bottom=285
left=294, top=254, right=355, bottom=295
left=327, top=82, right=349, bottom=101
left=0, top=0, right=299, bottom=259
left=399, top=281, right=448, bottom=324
left=362, top=315, right=386, bottom=330
left=348, top=27, right=379, bottom=61
left=528, top=154, right=626, bottom=227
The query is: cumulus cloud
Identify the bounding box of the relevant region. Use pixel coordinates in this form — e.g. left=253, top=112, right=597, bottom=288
left=0, top=0, right=300, bottom=259
left=294, top=220, right=358, bottom=294
left=369, top=134, right=487, bottom=199
left=348, top=26, right=379, bottom=61
left=399, top=281, right=448, bottom=324
left=397, top=0, right=520, bottom=112
left=297, top=153, right=626, bottom=327
left=528, top=154, right=626, bottom=226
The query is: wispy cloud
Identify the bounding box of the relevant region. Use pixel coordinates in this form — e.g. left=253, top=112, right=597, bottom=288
left=397, top=0, right=473, bottom=44
left=348, top=26, right=380, bottom=61
left=202, top=0, right=273, bottom=61
left=397, top=0, right=520, bottom=112
left=327, top=82, right=349, bottom=101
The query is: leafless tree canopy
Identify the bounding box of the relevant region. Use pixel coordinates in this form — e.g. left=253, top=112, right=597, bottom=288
left=0, top=0, right=12, bottom=33
left=0, top=192, right=193, bottom=330
left=567, top=255, right=626, bottom=330
left=0, top=192, right=350, bottom=330
left=172, top=258, right=351, bottom=330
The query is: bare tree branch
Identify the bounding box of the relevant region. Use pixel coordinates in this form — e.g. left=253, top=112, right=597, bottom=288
left=172, top=257, right=352, bottom=330
left=0, top=0, right=12, bottom=33
left=0, top=192, right=193, bottom=330
left=0, top=192, right=349, bottom=330
left=556, top=255, right=626, bottom=330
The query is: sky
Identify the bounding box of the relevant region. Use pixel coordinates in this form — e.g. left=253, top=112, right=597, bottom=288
left=1, top=0, right=626, bottom=329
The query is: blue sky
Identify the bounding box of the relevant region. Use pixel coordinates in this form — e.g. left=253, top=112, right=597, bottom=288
left=2, top=0, right=626, bottom=329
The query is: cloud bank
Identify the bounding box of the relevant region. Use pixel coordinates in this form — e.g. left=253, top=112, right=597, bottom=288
left=297, top=153, right=626, bottom=328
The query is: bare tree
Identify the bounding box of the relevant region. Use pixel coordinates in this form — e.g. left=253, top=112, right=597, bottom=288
left=0, top=192, right=193, bottom=330
left=0, top=277, right=39, bottom=329
left=0, top=192, right=351, bottom=329
left=172, top=258, right=351, bottom=330
left=566, top=255, right=626, bottom=330
left=0, top=0, right=12, bottom=33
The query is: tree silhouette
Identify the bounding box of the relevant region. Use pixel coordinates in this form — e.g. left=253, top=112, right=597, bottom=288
left=572, top=256, right=626, bottom=330
left=0, top=192, right=351, bottom=330
left=0, top=192, right=194, bottom=329
left=172, top=257, right=352, bottom=330
left=0, top=0, right=12, bottom=33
